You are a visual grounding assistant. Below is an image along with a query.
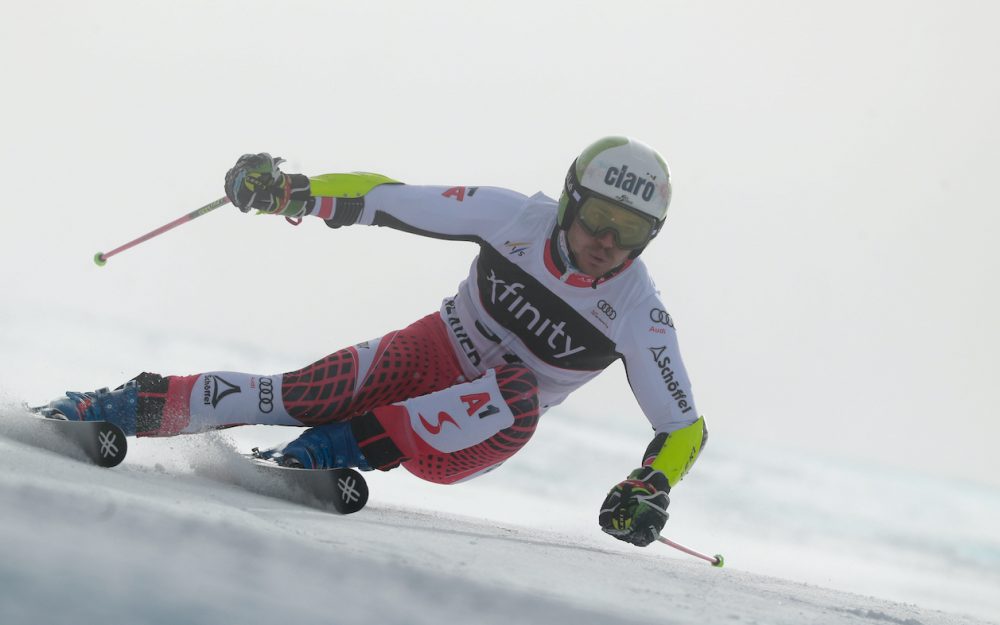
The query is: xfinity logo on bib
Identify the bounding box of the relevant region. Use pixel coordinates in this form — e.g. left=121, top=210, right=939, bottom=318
left=476, top=245, right=620, bottom=371
left=604, top=164, right=657, bottom=202
left=485, top=269, right=585, bottom=360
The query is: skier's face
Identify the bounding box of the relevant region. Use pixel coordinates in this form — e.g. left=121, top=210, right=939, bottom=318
left=566, top=219, right=632, bottom=277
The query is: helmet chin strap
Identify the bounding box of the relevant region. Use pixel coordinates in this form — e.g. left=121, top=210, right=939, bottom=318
left=556, top=229, right=580, bottom=269
left=627, top=243, right=649, bottom=260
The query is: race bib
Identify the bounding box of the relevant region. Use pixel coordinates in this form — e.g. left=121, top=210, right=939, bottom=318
left=406, top=370, right=515, bottom=453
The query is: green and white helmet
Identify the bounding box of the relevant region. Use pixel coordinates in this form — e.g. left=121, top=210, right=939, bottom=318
left=558, top=136, right=672, bottom=255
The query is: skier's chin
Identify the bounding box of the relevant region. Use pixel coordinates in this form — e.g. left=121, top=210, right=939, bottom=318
left=580, top=254, right=614, bottom=277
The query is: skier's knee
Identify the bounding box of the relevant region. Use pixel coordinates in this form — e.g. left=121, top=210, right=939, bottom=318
left=492, top=364, right=539, bottom=418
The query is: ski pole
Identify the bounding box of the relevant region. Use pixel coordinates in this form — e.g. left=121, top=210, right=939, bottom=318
left=656, top=536, right=725, bottom=567
left=93, top=196, right=230, bottom=266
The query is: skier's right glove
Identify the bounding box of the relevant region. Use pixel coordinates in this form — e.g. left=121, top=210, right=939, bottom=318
left=224, top=152, right=313, bottom=216
left=598, top=466, right=670, bottom=547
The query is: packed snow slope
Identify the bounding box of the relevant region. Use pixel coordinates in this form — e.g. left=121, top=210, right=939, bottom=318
left=0, top=407, right=989, bottom=625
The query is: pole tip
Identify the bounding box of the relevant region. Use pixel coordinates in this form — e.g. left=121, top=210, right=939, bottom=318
left=712, top=554, right=725, bottom=568
left=94, top=252, right=107, bottom=267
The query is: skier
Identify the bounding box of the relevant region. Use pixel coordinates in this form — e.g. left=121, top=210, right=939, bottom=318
left=38, top=137, right=707, bottom=547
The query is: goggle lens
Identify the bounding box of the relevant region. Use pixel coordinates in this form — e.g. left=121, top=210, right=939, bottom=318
left=576, top=197, right=656, bottom=249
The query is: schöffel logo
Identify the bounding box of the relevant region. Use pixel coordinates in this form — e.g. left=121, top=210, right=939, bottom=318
left=649, top=346, right=693, bottom=414
left=597, top=300, right=617, bottom=320
left=203, top=375, right=241, bottom=408
left=650, top=308, right=674, bottom=328
left=604, top=164, right=657, bottom=202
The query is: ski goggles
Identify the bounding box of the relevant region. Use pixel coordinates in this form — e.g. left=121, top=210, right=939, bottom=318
left=575, top=196, right=659, bottom=249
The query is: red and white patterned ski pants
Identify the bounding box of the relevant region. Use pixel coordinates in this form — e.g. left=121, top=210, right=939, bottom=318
left=130, top=313, right=540, bottom=484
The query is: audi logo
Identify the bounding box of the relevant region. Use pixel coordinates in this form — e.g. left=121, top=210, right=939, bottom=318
left=597, top=299, right=617, bottom=319
left=649, top=308, right=674, bottom=327
left=258, top=377, right=274, bottom=413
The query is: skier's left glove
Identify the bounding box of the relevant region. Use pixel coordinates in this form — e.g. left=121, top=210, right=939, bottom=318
left=599, top=466, right=670, bottom=547
left=224, top=152, right=313, bottom=216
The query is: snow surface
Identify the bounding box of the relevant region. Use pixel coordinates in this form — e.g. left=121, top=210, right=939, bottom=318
left=0, top=404, right=993, bottom=625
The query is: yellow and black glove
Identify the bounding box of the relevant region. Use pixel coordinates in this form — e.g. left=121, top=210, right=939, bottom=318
left=224, top=153, right=313, bottom=216
left=598, top=466, right=670, bottom=547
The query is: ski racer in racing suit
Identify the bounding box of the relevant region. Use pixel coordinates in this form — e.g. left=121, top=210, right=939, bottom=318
left=40, top=137, right=707, bottom=547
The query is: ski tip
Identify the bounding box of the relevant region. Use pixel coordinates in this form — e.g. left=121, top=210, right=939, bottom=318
left=334, top=468, right=369, bottom=514
left=243, top=455, right=369, bottom=515
left=94, top=422, right=127, bottom=467
left=94, top=252, right=107, bottom=267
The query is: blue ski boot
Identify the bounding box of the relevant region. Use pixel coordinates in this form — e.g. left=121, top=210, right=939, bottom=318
left=36, top=382, right=139, bottom=436
left=258, top=421, right=371, bottom=470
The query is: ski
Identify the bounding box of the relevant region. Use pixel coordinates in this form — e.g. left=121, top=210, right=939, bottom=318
left=11, top=415, right=127, bottom=468
left=243, top=450, right=369, bottom=515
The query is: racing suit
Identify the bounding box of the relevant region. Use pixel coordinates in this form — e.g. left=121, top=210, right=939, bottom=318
left=126, top=178, right=706, bottom=486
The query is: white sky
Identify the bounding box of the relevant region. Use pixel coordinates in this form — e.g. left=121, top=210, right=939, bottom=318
left=1, top=1, right=998, bottom=486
